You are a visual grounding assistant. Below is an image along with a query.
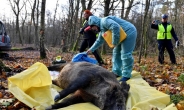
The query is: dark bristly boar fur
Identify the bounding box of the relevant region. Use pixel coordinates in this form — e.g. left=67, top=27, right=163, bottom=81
left=47, top=62, right=130, bottom=110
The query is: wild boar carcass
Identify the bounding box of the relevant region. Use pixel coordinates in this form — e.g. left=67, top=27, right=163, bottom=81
left=46, top=62, right=130, bottom=110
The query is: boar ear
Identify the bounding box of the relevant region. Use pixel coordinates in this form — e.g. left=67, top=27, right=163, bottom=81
left=52, top=79, right=61, bottom=87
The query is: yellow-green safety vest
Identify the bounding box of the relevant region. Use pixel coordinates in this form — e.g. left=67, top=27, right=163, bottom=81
left=157, top=24, right=172, bottom=39
left=83, top=20, right=87, bottom=26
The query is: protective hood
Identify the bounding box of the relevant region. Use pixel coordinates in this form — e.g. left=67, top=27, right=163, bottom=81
left=88, top=16, right=101, bottom=27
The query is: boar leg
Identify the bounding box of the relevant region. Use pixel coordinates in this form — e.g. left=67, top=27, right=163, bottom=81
left=58, top=74, right=92, bottom=100
left=52, top=94, right=85, bottom=109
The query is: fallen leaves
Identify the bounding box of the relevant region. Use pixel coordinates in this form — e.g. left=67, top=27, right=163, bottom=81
left=0, top=91, right=3, bottom=98
left=0, top=49, right=184, bottom=109
left=133, top=56, right=184, bottom=109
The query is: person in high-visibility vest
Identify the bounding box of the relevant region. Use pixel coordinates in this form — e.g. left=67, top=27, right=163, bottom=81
left=86, top=16, right=137, bottom=82
left=79, top=10, right=104, bottom=65
left=151, top=14, right=179, bottom=64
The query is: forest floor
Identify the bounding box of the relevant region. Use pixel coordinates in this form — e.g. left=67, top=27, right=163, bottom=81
left=0, top=47, right=184, bottom=109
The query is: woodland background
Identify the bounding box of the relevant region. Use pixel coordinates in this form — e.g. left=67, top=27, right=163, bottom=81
left=1, top=0, right=184, bottom=60
left=1, top=0, right=184, bottom=109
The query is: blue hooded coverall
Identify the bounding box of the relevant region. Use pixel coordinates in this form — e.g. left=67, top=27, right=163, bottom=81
left=88, top=16, right=137, bottom=80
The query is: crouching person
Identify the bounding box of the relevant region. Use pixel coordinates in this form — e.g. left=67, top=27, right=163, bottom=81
left=46, top=62, right=130, bottom=110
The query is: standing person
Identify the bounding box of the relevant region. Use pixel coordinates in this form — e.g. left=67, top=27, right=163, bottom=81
left=151, top=14, right=179, bottom=64
left=87, top=16, right=137, bottom=82
left=79, top=10, right=104, bottom=65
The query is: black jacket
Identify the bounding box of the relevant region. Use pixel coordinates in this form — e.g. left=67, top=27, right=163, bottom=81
left=80, top=19, right=96, bottom=39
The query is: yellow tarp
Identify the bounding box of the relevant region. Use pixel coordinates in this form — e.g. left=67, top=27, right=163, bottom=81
left=8, top=62, right=177, bottom=110
left=126, top=71, right=177, bottom=110
left=8, top=62, right=54, bottom=110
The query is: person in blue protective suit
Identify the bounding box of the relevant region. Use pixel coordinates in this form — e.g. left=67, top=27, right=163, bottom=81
left=151, top=14, right=179, bottom=64
left=86, top=16, right=137, bottom=82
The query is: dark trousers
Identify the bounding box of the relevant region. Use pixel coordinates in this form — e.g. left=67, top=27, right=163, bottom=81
left=157, top=40, right=176, bottom=64
left=79, top=38, right=104, bottom=64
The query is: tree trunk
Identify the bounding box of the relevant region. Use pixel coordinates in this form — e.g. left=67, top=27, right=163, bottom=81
left=30, top=0, right=40, bottom=49
left=40, top=0, right=46, bottom=59
left=72, top=0, right=80, bottom=51
left=8, top=0, right=24, bottom=45
left=51, top=0, right=59, bottom=47
left=35, top=0, right=40, bottom=49
left=16, top=16, right=23, bottom=45
left=120, top=0, right=125, bottom=18
left=124, top=0, right=134, bottom=20
left=138, top=0, right=151, bottom=63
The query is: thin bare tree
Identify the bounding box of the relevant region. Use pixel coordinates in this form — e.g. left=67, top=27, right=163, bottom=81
left=8, top=0, right=27, bottom=45
left=138, top=0, right=151, bottom=63
left=20, top=4, right=28, bottom=44
left=40, top=0, right=46, bottom=58
left=29, top=0, right=40, bottom=49
left=51, top=0, right=59, bottom=47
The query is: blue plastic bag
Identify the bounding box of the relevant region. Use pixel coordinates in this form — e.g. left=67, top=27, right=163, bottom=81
left=72, top=52, right=97, bottom=64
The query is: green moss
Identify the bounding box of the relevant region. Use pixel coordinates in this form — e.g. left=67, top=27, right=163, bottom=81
left=177, top=73, right=184, bottom=86
left=170, top=94, right=184, bottom=104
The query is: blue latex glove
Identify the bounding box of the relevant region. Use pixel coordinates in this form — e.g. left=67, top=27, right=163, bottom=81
left=54, top=94, right=61, bottom=102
